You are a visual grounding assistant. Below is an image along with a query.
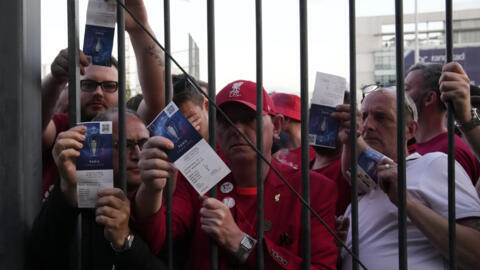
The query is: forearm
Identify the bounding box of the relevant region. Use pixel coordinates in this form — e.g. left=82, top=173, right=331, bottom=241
left=461, top=125, right=480, bottom=161
left=41, top=74, right=67, bottom=130
left=406, top=197, right=480, bottom=269
left=128, top=26, right=167, bottom=123
left=134, top=183, right=164, bottom=219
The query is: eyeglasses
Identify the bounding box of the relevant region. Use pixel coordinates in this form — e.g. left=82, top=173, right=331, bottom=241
left=114, top=138, right=148, bottom=152
left=80, top=79, right=119, bottom=93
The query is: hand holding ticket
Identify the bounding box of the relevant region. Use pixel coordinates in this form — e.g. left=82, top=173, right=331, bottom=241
left=148, top=102, right=230, bottom=195
left=352, top=147, right=392, bottom=194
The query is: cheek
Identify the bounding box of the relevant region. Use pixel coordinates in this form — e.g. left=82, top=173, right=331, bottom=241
left=105, top=93, right=118, bottom=106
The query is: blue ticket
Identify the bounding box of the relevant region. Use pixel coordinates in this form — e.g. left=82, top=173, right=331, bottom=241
left=148, top=102, right=230, bottom=195
left=308, top=104, right=339, bottom=148
left=83, top=25, right=115, bottom=66
left=76, top=121, right=113, bottom=208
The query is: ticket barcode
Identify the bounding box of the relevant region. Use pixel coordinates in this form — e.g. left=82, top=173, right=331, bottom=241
left=165, top=103, right=178, bottom=117
left=100, top=122, right=112, bottom=134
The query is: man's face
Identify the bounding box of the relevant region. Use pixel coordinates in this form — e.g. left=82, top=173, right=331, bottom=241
left=405, top=70, right=426, bottom=113
left=361, top=91, right=398, bottom=160
left=112, top=115, right=149, bottom=191
left=216, top=103, right=275, bottom=167
left=179, top=100, right=209, bottom=140
left=80, top=65, right=118, bottom=121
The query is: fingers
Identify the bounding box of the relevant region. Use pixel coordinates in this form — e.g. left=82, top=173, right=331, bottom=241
left=442, top=61, right=466, bottom=74
left=143, top=136, right=174, bottom=151
left=200, top=196, right=225, bottom=210
left=51, top=49, right=90, bottom=79
left=97, top=188, right=128, bottom=202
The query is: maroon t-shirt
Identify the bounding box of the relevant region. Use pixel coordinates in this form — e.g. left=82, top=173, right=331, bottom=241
left=42, top=113, right=69, bottom=198
left=313, top=158, right=351, bottom=216
left=416, top=132, right=479, bottom=184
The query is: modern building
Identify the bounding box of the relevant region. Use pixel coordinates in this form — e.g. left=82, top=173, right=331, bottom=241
left=357, top=9, right=480, bottom=89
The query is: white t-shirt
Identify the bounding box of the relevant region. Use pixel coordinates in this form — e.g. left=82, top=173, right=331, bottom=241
left=341, top=152, right=480, bottom=270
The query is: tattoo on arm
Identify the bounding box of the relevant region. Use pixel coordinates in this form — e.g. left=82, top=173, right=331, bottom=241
left=145, top=44, right=164, bottom=67
left=458, top=218, right=480, bottom=232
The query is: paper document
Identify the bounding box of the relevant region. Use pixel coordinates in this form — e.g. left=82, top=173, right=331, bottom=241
left=309, top=72, right=347, bottom=148
left=76, top=121, right=114, bottom=208
left=148, top=102, right=231, bottom=195
left=83, top=0, right=116, bottom=66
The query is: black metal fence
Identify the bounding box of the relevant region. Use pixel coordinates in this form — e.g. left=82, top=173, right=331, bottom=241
left=0, top=0, right=459, bottom=269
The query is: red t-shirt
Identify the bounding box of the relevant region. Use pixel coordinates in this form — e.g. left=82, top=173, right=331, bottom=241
left=133, top=160, right=338, bottom=270
left=313, top=158, right=351, bottom=216
left=42, top=113, right=69, bottom=198
left=275, top=146, right=316, bottom=170
left=416, top=132, right=479, bottom=184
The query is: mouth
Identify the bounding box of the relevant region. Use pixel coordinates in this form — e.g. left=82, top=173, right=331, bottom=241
left=87, top=100, right=106, bottom=110
left=127, top=167, right=140, bottom=173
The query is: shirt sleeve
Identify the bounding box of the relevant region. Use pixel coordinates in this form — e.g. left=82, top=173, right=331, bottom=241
left=131, top=174, right=197, bottom=254
left=415, top=154, right=480, bottom=220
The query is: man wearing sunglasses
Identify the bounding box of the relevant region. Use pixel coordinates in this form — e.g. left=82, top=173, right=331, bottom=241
left=41, top=0, right=167, bottom=199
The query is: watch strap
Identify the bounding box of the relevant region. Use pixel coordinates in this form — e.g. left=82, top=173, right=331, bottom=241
left=110, top=233, right=135, bottom=253
left=456, top=108, right=480, bottom=133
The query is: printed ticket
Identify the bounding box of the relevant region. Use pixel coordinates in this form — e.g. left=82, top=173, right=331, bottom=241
left=83, top=0, right=116, bottom=66
left=308, top=72, right=347, bottom=148
left=356, top=147, right=389, bottom=194
left=76, top=121, right=114, bottom=208
left=148, top=102, right=231, bottom=195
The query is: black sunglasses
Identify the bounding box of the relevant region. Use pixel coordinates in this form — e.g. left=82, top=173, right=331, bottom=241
left=80, top=79, right=119, bottom=93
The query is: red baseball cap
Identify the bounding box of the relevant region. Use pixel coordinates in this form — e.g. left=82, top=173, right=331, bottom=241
left=216, top=80, right=276, bottom=115
left=271, top=92, right=301, bottom=121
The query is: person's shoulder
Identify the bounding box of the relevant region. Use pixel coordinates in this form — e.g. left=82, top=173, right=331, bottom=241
left=52, top=113, right=69, bottom=133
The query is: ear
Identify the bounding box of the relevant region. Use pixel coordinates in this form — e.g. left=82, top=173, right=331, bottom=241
left=271, top=114, right=284, bottom=140
left=406, top=120, right=419, bottom=142
left=423, top=91, right=437, bottom=108
left=203, top=97, right=209, bottom=112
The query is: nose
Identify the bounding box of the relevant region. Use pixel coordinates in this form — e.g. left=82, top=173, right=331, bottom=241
left=362, top=114, right=376, bottom=133
left=92, top=84, right=104, bottom=97
left=129, top=144, right=141, bottom=161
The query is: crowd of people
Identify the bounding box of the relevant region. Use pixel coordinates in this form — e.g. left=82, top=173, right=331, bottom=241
left=29, top=0, right=480, bottom=269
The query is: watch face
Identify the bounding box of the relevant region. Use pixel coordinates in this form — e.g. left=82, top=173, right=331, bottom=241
left=241, top=236, right=253, bottom=249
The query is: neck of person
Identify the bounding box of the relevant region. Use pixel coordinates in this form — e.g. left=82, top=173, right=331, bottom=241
left=311, top=150, right=341, bottom=170
left=416, top=111, right=447, bottom=143
left=285, top=124, right=301, bottom=150
left=230, top=157, right=271, bottom=188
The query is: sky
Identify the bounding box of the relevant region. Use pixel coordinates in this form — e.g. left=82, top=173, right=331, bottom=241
left=41, top=0, right=480, bottom=96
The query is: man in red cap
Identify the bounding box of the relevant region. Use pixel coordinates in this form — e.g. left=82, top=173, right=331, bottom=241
left=132, top=80, right=338, bottom=269
left=271, top=92, right=316, bottom=169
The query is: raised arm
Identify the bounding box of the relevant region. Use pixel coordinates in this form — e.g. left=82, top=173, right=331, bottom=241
left=124, top=0, right=168, bottom=124
left=331, top=104, right=365, bottom=179
left=135, top=136, right=175, bottom=219
left=439, top=62, right=480, bottom=160
left=42, top=49, right=89, bottom=150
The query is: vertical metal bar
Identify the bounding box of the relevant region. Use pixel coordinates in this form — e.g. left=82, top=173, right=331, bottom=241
left=163, top=0, right=173, bottom=269
left=68, top=0, right=81, bottom=127
left=299, top=0, right=310, bottom=268
left=117, top=0, right=127, bottom=192
left=445, top=1, right=456, bottom=269
left=206, top=0, right=218, bottom=269
left=0, top=0, right=41, bottom=268
left=395, top=0, right=407, bottom=269
left=255, top=0, right=264, bottom=268
left=348, top=0, right=359, bottom=269
left=67, top=1, right=81, bottom=269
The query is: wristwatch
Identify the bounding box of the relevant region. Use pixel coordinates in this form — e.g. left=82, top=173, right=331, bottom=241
left=110, top=233, right=135, bottom=253
left=235, top=234, right=257, bottom=262
left=456, top=108, right=480, bottom=133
